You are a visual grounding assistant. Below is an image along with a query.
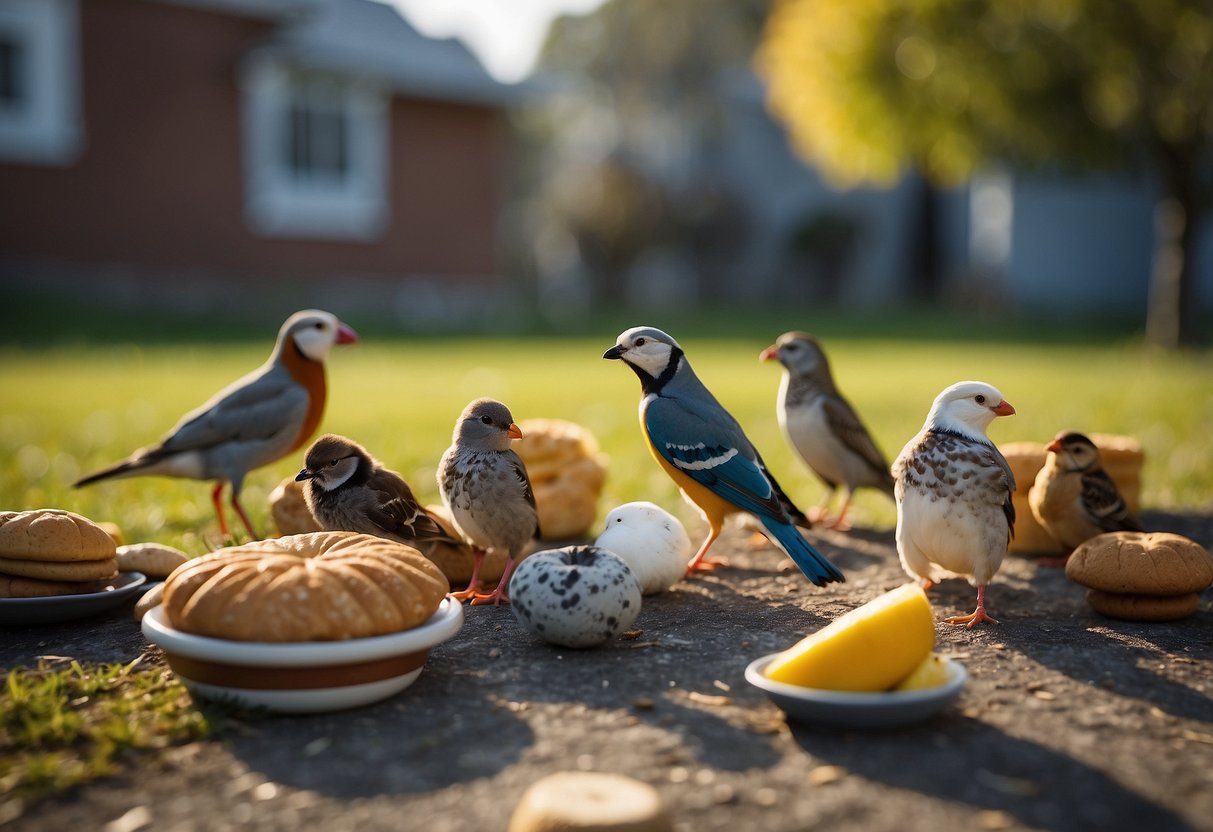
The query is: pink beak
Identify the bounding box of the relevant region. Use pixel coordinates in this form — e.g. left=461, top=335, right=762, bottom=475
left=759, top=346, right=778, bottom=362
left=336, top=323, right=359, bottom=345
left=1045, top=438, right=1062, bottom=453
left=508, top=423, right=524, bottom=440
left=993, top=400, right=1016, bottom=417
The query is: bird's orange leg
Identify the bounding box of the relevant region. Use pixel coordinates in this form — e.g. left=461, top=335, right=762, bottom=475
left=211, top=483, right=230, bottom=538
left=944, top=583, right=1000, bottom=628
left=452, top=550, right=486, bottom=602
left=827, top=493, right=854, bottom=532
left=471, top=557, right=515, bottom=606
left=230, top=493, right=258, bottom=540
left=685, top=527, right=727, bottom=575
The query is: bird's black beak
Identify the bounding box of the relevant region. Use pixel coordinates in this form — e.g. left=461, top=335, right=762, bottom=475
left=603, top=345, right=625, bottom=360
left=295, top=468, right=314, bottom=482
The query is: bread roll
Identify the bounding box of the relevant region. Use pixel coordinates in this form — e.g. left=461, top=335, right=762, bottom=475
left=515, top=419, right=608, bottom=541
left=268, top=476, right=323, bottom=536
left=117, top=543, right=189, bottom=579
left=0, top=508, right=117, bottom=562
left=163, top=531, right=449, bottom=641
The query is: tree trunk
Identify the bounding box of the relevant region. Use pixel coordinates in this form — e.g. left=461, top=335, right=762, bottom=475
left=1145, top=152, right=1202, bottom=348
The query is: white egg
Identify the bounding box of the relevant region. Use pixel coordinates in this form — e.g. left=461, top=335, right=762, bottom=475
left=594, top=501, right=691, bottom=595
left=510, top=545, right=642, bottom=649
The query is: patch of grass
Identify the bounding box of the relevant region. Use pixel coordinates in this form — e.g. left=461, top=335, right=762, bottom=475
left=0, top=656, right=212, bottom=806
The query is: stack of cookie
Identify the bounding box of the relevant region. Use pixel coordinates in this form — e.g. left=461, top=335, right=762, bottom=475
left=0, top=509, right=119, bottom=597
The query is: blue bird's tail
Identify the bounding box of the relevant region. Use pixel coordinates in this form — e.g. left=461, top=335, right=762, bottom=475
left=759, top=516, right=845, bottom=586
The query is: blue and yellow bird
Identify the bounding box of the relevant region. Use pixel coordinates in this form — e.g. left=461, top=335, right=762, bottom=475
left=604, top=326, right=845, bottom=586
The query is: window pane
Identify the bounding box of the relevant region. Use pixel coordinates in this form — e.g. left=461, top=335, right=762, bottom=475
left=0, top=36, right=24, bottom=107
left=282, top=83, right=350, bottom=181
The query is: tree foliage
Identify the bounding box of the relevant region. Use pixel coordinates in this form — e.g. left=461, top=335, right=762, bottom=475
left=758, top=0, right=1213, bottom=191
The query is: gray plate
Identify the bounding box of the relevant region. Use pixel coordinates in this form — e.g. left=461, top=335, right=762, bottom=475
left=745, top=653, right=967, bottom=729
left=0, top=572, right=147, bottom=626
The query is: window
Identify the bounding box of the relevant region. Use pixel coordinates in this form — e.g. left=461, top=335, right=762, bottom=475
left=0, top=0, right=81, bottom=166
left=242, top=57, right=388, bottom=240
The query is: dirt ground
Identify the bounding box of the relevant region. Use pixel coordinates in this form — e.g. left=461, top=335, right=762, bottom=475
left=4, top=511, right=1212, bottom=832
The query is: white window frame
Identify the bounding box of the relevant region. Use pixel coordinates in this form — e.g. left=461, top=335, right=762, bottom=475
left=0, top=0, right=82, bottom=166
left=241, top=56, right=388, bottom=240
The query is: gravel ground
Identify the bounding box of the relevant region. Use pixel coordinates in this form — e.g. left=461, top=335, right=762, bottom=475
left=3, top=510, right=1212, bottom=832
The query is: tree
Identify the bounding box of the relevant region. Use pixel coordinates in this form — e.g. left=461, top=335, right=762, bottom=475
left=758, top=0, right=1212, bottom=346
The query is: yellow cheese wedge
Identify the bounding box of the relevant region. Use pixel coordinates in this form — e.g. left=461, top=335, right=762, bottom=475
left=893, top=652, right=951, bottom=691
left=764, top=583, right=935, bottom=691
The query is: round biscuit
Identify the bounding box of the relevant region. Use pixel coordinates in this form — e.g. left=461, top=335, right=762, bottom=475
left=0, top=556, right=119, bottom=581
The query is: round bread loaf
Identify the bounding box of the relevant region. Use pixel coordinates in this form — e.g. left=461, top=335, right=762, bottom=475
left=117, top=542, right=189, bottom=579
left=515, top=419, right=608, bottom=541
left=1066, top=531, right=1212, bottom=621
left=1066, top=532, right=1213, bottom=595
left=268, top=475, right=323, bottom=536
left=163, top=531, right=450, bottom=641
left=1086, top=589, right=1199, bottom=621
left=0, top=508, right=117, bottom=562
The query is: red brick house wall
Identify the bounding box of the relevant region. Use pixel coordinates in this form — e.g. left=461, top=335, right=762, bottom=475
left=0, top=0, right=504, bottom=279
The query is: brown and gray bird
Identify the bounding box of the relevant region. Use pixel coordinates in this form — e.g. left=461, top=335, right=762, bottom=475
left=893, top=381, right=1016, bottom=628
left=1029, top=431, right=1143, bottom=559
left=296, top=434, right=452, bottom=550
left=74, top=309, right=358, bottom=539
left=761, top=331, right=895, bottom=530
left=437, top=398, right=540, bottom=605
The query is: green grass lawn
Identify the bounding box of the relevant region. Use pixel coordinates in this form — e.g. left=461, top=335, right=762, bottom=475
left=2, top=330, right=1210, bottom=554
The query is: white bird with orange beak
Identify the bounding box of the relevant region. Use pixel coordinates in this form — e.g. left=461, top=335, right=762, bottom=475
left=74, top=310, right=358, bottom=539
left=892, top=381, right=1016, bottom=627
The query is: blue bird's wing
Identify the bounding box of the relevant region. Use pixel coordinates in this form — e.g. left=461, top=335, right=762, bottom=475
left=644, top=394, right=785, bottom=521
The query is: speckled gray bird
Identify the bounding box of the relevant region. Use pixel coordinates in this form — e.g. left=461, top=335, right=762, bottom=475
left=295, top=434, right=452, bottom=551
left=893, top=381, right=1016, bottom=628
left=761, top=331, right=895, bottom=530
left=437, top=398, right=540, bottom=605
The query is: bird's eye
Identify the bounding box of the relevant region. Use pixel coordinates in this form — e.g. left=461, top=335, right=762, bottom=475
left=313, top=322, right=324, bottom=330
left=635, top=337, right=647, bottom=347
left=329, top=458, right=339, bottom=466
left=975, top=395, right=986, bottom=404
left=480, top=415, right=493, bottom=424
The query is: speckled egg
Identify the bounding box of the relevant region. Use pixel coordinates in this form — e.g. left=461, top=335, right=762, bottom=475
left=510, top=545, right=642, bottom=648
left=594, top=501, right=691, bottom=595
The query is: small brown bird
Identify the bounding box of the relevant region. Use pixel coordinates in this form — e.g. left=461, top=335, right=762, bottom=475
left=761, top=331, right=895, bottom=530
left=437, top=398, right=540, bottom=605
left=295, top=434, right=453, bottom=550
left=1029, top=431, right=1143, bottom=559
left=74, top=310, right=358, bottom=538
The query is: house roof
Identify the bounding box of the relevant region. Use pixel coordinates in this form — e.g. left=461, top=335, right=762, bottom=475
left=250, top=0, right=529, bottom=108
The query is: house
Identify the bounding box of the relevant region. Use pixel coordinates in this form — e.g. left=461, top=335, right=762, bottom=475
left=0, top=0, right=524, bottom=320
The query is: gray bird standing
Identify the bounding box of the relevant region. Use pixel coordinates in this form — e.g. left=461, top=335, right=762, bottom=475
left=761, top=331, right=895, bottom=530
left=437, top=398, right=540, bottom=605
left=295, top=434, right=453, bottom=550
left=74, top=309, right=358, bottom=539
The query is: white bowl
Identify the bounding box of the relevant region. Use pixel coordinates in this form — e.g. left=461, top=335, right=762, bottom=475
left=142, top=597, right=464, bottom=713
left=745, top=653, right=967, bottom=729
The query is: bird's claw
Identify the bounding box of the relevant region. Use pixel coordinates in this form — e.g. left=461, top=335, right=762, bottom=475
left=451, top=585, right=483, bottom=602
left=469, top=591, right=510, bottom=606
left=685, top=557, right=728, bottom=576
left=944, top=608, right=1000, bottom=628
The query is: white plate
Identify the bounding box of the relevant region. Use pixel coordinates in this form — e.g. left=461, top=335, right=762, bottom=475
left=745, top=653, right=967, bottom=729
left=142, top=597, right=464, bottom=713
left=0, top=572, right=147, bottom=626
